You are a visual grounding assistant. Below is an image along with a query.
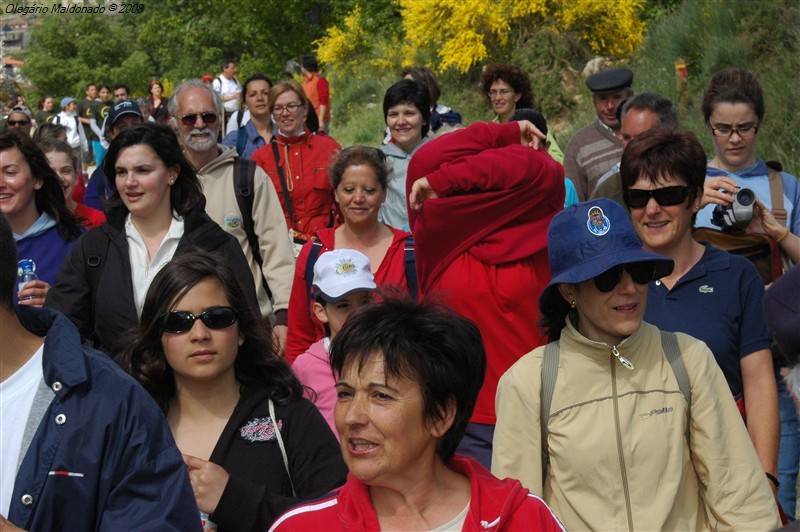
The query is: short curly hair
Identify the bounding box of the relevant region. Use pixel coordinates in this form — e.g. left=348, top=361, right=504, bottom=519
left=480, top=64, right=534, bottom=108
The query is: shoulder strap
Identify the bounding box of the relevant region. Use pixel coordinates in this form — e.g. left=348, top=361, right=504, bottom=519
left=540, top=340, right=560, bottom=480
left=765, top=161, right=787, bottom=227
left=304, top=239, right=324, bottom=313
left=661, top=330, right=691, bottom=446
left=403, top=235, right=418, bottom=300
left=233, top=158, right=271, bottom=298
left=268, top=399, right=297, bottom=497
left=271, top=139, right=295, bottom=227
left=83, top=229, right=109, bottom=333
left=236, top=125, right=247, bottom=157
left=236, top=108, right=244, bottom=128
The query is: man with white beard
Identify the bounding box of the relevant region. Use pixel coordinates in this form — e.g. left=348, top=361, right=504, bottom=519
left=169, top=80, right=295, bottom=353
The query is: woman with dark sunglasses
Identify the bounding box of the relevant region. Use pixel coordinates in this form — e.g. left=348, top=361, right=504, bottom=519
left=493, top=197, right=781, bottom=530
left=621, top=128, right=781, bottom=512
left=46, top=123, right=257, bottom=364
left=125, top=250, right=347, bottom=531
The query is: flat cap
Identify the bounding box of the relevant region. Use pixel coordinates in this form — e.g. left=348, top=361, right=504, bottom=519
left=586, top=68, right=634, bottom=94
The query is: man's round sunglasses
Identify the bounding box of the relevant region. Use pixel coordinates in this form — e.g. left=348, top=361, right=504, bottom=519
left=179, top=112, right=218, bottom=126
left=159, top=306, right=238, bottom=333
left=593, top=262, right=657, bottom=293
left=623, top=186, right=692, bottom=209
left=6, top=120, right=30, bottom=127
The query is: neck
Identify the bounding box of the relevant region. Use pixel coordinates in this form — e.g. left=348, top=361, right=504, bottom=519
left=250, top=114, right=272, bottom=138
left=0, top=307, right=45, bottom=382
left=497, top=111, right=511, bottom=124
left=184, top=145, right=219, bottom=171
left=171, top=371, right=240, bottom=420
left=337, top=221, right=389, bottom=245
left=709, top=155, right=757, bottom=173
left=67, top=198, right=77, bottom=211
left=8, top=207, right=41, bottom=236
left=647, top=235, right=705, bottom=289
left=130, top=207, right=173, bottom=239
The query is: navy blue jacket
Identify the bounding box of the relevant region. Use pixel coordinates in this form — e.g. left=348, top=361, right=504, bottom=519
left=8, top=306, right=200, bottom=531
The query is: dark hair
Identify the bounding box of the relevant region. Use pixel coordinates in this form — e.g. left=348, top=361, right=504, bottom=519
left=148, top=80, right=164, bottom=95
left=330, top=297, right=486, bottom=464
left=702, top=68, right=765, bottom=124
left=621, top=92, right=678, bottom=128
left=36, top=95, right=53, bottom=111
left=539, top=292, right=573, bottom=343
left=32, top=123, right=67, bottom=143
left=85, top=82, right=97, bottom=92
left=0, top=130, right=82, bottom=241
left=221, top=59, right=235, bottom=72
left=329, top=145, right=389, bottom=191
left=0, top=213, right=16, bottom=310
left=480, top=64, right=534, bottom=108
left=98, top=84, right=111, bottom=93
left=125, top=250, right=303, bottom=412
left=301, top=54, right=319, bottom=72
left=510, top=108, right=548, bottom=136
left=401, top=66, right=440, bottom=108
left=103, top=123, right=204, bottom=217
left=113, top=83, right=130, bottom=95
left=38, top=138, right=78, bottom=172
left=620, top=128, right=706, bottom=219
left=241, top=73, right=274, bottom=107
left=383, top=79, right=431, bottom=138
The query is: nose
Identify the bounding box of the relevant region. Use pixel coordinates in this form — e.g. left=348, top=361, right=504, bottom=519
left=194, top=115, right=207, bottom=128
left=341, top=394, right=369, bottom=427
left=188, top=318, right=212, bottom=341
left=645, top=196, right=661, bottom=215
left=616, top=270, right=637, bottom=294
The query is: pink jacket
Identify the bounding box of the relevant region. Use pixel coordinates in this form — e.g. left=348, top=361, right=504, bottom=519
left=292, top=338, right=337, bottom=439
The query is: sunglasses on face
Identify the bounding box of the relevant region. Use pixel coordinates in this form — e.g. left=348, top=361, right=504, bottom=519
left=179, top=112, right=218, bottom=126
left=159, top=306, right=238, bottom=333
left=593, top=262, right=656, bottom=293
left=624, top=186, right=692, bottom=209
left=6, top=120, right=30, bottom=127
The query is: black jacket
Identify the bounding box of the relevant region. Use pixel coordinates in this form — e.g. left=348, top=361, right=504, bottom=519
left=46, top=201, right=258, bottom=363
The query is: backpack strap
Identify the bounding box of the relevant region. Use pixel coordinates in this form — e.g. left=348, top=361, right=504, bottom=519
left=765, top=161, right=787, bottom=227
left=403, top=235, right=418, bottom=300
left=236, top=125, right=247, bottom=157
left=83, top=229, right=109, bottom=343
left=540, top=340, right=560, bottom=480
left=233, top=158, right=272, bottom=298
left=660, top=330, right=691, bottom=446
left=268, top=399, right=296, bottom=497
left=304, top=239, right=324, bottom=313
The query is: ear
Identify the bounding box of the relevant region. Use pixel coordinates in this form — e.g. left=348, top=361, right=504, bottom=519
left=691, top=187, right=703, bottom=213
left=557, top=283, right=576, bottom=304
left=312, top=301, right=329, bottom=325
left=238, top=332, right=244, bottom=347
left=430, top=399, right=457, bottom=438
left=33, top=176, right=44, bottom=191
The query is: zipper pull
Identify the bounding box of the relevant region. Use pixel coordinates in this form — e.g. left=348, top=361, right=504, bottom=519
left=612, top=345, right=634, bottom=370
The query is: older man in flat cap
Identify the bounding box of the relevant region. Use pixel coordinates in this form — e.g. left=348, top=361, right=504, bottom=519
left=563, top=67, right=634, bottom=201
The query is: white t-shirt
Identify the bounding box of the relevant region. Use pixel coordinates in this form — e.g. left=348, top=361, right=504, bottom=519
left=126, top=213, right=185, bottom=317
left=226, top=109, right=251, bottom=135
left=0, top=344, right=44, bottom=517
left=213, top=75, right=242, bottom=113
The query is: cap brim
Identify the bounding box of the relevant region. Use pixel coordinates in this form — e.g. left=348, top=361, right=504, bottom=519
left=313, top=283, right=377, bottom=304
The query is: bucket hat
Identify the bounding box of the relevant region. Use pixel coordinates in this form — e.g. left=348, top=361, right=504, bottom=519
left=540, top=198, right=673, bottom=310
left=312, top=249, right=377, bottom=303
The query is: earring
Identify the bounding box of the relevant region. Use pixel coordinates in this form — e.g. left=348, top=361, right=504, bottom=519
left=570, top=300, right=576, bottom=309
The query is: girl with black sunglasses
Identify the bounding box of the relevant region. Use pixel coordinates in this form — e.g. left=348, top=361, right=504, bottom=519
left=124, top=250, right=347, bottom=531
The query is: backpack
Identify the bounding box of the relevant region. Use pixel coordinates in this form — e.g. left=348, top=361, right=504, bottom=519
left=232, top=157, right=273, bottom=299
left=693, top=160, right=789, bottom=285
left=302, top=235, right=419, bottom=311
left=539, top=330, right=691, bottom=478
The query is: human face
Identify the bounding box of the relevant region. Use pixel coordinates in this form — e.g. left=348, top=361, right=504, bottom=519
left=593, top=89, right=629, bottom=130
left=43, top=97, right=54, bottom=111
left=65, top=102, right=77, bottom=115
left=86, top=85, right=97, bottom=100
left=488, top=79, right=520, bottom=121
left=387, top=102, right=424, bottom=153
left=162, top=277, right=242, bottom=386
left=114, top=144, right=176, bottom=222
left=244, top=80, right=271, bottom=119
left=272, top=90, right=307, bottom=137
left=621, top=108, right=659, bottom=148
left=708, top=102, right=759, bottom=172
left=98, top=87, right=110, bottom=102
left=109, top=114, right=143, bottom=140
left=223, top=62, right=237, bottom=79
left=0, top=147, right=42, bottom=231
left=628, top=173, right=700, bottom=254
left=175, top=87, right=219, bottom=153
left=335, top=353, right=444, bottom=489
left=559, top=270, right=648, bottom=346
left=150, top=83, right=163, bottom=97
left=113, top=88, right=129, bottom=103
left=313, top=291, right=373, bottom=338
left=5, top=112, right=32, bottom=135
left=45, top=150, right=77, bottom=201
left=335, top=164, right=386, bottom=227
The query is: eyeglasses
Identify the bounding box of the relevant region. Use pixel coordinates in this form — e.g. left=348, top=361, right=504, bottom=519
left=159, top=306, right=238, bottom=333
left=593, top=263, right=656, bottom=293
left=272, top=103, right=304, bottom=115
left=179, top=112, right=218, bottom=126
left=6, top=120, right=30, bottom=127
left=624, top=186, right=692, bottom=209
left=488, top=88, right=513, bottom=97
left=709, top=125, right=758, bottom=138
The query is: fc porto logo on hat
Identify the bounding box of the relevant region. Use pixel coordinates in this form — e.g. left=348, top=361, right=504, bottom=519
left=335, top=258, right=358, bottom=277
left=587, top=206, right=610, bottom=236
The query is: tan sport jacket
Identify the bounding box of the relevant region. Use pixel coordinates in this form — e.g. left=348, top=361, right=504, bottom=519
left=493, top=319, right=780, bottom=531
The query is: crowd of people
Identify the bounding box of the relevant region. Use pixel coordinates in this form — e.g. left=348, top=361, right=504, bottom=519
left=1, top=57, right=799, bottom=531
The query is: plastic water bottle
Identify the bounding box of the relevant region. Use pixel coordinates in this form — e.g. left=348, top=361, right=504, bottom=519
left=17, top=259, right=38, bottom=300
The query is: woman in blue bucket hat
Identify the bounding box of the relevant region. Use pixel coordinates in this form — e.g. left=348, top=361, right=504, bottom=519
left=492, top=198, right=780, bottom=530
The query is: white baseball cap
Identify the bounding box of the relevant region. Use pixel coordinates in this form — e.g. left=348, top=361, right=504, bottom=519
left=312, top=249, right=377, bottom=303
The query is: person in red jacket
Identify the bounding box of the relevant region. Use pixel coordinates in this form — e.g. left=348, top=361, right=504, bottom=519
left=252, top=80, right=340, bottom=252
left=269, top=298, right=565, bottom=532
left=407, top=120, right=564, bottom=469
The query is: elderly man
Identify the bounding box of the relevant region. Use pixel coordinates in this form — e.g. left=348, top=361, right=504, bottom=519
left=169, top=80, right=295, bottom=352
left=563, top=67, right=634, bottom=201
left=590, top=92, right=678, bottom=206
